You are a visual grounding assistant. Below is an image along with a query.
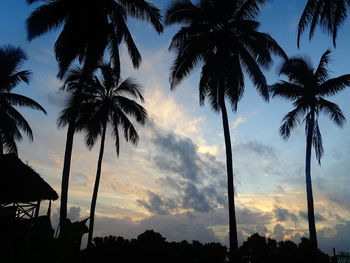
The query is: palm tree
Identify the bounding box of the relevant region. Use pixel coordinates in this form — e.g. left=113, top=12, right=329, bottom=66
left=165, top=0, right=286, bottom=257
left=0, top=45, right=46, bottom=155
left=270, top=50, right=350, bottom=248
left=26, top=0, right=163, bottom=227
left=298, top=0, right=349, bottom=47
left=26, top=0, right=163, bottom=77
left=58, top=63, right=147, bottom=247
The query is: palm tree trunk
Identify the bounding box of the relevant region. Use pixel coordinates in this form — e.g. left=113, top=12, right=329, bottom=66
left=220, top=98, right=239, bottom=259
left=87, top=122, right=107, bottom=248
left=0, top=134, right=3, bottom=155
left=59, top=82, right=84, bottom=229
left=59, top=119, right=77, bottom=229
left=305, top=108, right=318, bottom=249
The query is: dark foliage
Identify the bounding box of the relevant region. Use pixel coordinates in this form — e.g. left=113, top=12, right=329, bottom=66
left=298, top=0, right=350, bottom=47
left=0, top=45, right=46, bottom=154
left=0, top=224, right=334, bottom=263
left=239, top=233, right=330, bottom=263
left=80, top=231, right=332, bottom=263
left=26, top=0, right=163, bottom=78
left=0, top=216, right=88, bottom=263
left=82, top=230, right=228, bottom=263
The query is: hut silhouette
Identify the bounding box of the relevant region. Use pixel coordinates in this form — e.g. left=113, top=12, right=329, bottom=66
left=0, top=153, right=58, bottom=219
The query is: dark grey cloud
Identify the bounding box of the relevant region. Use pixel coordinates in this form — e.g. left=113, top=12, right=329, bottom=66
left=182, top=183, right=212, bottom=212
left=299, top=211, right=326, bottom=222
left=152, top=131, right=200, bottom=181
left=142, top=128, right=226, bottom=214
left=159, top=176, right=182, bottom=192
left=235, top=140, right=276, bottom=158
left=93, top=211, right=221, bottom=244
left=138, top=213, right=220, bottom=243
left=139, top=181, right=222, bottom=215
left=274, top=206, right=298, bottom=225
left=273, top=223, right=292, bottom=241
left=137, top=192, right=180, bottom=215
left=237, top=208, right=273, bottom=226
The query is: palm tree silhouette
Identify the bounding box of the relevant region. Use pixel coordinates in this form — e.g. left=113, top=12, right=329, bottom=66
left=270, top=50, right=350, bottom=248
left=0, top=45, right=46, bottom=155
left=58, top=63, right=147, bottom=247
left=26, top=0, right=163, bottom=227
left=26, top=0, right=163, bottom=77
left=165, top=0, right=286, bottom=257
left=298, top=0, right=349, bottom=47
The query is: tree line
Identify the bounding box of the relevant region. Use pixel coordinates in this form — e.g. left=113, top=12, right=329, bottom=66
left=1, top=0, right=349, bottom=261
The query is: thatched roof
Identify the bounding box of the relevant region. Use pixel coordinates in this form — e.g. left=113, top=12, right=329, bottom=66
left=0, top=153, right=58, bottom=203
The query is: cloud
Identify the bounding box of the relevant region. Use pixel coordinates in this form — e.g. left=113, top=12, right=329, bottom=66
left=182, top=183, right=213, bottom=212
left=137, top=192, right=180, bottom=215
left=237, top=208, right=273, bottom=227
left=51, top=206, right=82, bottom=228
left=138, top=213, right=220, bottom=243
left=319, top=221, right=350, bottom=253
left=271, top=223, right=302, bottom=242
left=71, top=172, right=88, bottom=187
left=92, top=206, right=277, bottom=246
left=151, top=130, right=200, bottom=182
left=317, top=160, right=350, bottom=212
left=68, top=206, right=82, bottom=221
left=93, top=212, right=220, bottom=244
left=299, top=211, right=326, bottom=222
left=139, top=125, right=227, bottom=214
left=274, top=206, right=298, bottom=225
left=231, top=116, right=246, bottom=130
left=235, top=140, right=276, bottom=158
left=34, top=71, right=65, bottom=109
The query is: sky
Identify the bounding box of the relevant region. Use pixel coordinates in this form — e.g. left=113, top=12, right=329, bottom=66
left=1, top=0, right=350, bottom=254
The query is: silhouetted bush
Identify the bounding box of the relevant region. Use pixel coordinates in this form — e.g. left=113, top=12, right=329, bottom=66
left=80, top=231, right=332, bottom=263
left=0, top=223, right=334, bottom=263
left=81, top=230, right=228, bottom=263
left=239, top=233, right=330, bottom=263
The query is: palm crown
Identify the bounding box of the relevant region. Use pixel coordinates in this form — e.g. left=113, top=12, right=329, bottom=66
left=26, top=0, right=163, bottom=77
left=58, top=63, right=147, bottom=154
left=166, top=0, right=287, bottom=110
left=0, top=45, right=46, bottom=154
left=271, top=50, right=349, bottom=163
left=298, top=0, right=349, bottom=47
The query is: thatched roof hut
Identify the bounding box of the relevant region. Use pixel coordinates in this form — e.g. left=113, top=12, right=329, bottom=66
left=0, top=153, right=58, bottom=204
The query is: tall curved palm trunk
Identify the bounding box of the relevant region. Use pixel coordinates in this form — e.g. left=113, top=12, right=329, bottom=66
left=0, top=138, right=3, bottom=155
left=305, top=108, right=317, bottom=248
left=60, top=78, right=85, bottom=228
left=87, top=122, right=107, bottom=247
left=60, top=115, right=78, bottom=227
left=220, top=97, right=238, bottom=256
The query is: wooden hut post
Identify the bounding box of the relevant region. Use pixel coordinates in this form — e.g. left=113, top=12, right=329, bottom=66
left=34, top=200, right=41, bottom=217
